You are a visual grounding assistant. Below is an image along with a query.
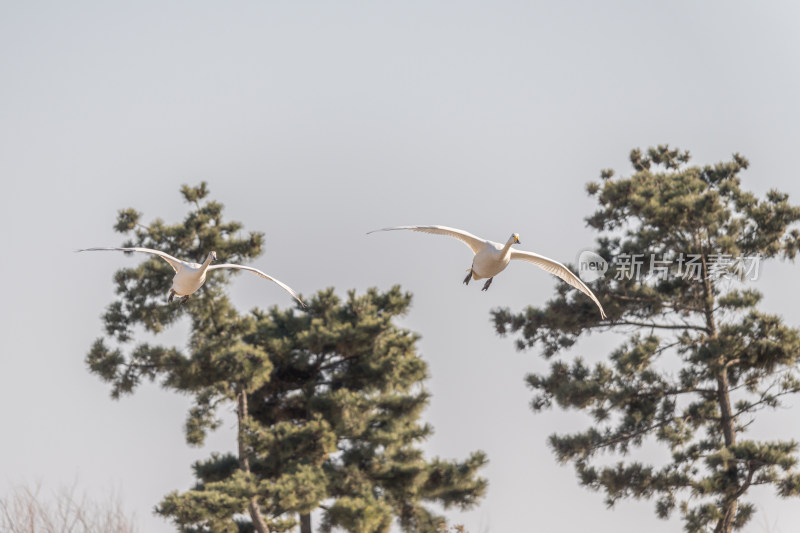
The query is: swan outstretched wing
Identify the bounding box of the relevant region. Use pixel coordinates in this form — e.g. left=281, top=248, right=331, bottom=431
left=208, top=264, right=306, bottom=307
left=511, top=250, right=606, bottom=319
left=368, top=225, right=486, bottom=254
left=78, top=247, right=184, bottom=274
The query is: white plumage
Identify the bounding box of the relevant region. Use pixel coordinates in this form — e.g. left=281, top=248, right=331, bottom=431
left=78, top=247, right=305, bottom=307
left=368, top=225, right=606, bottom=319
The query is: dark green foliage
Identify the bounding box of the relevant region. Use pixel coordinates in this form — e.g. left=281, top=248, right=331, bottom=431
left=244, top=288, right=488, bottom=532
left=492, top=146, right=800, bottom=533
left=87, top=184, right=486, bottom=533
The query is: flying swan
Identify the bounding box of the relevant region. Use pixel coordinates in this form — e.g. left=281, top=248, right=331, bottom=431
left=368, top=225, right=606, bottom=319
left=78, top=247, right=305, bottom=307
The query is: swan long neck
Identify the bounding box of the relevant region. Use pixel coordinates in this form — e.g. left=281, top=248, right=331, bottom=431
left=501, top=237, right=516, bottom=257
left=200, top=254, right=215, bottom=271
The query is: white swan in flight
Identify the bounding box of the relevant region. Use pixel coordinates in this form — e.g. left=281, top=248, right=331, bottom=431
left=78, top=247, right=305, bottom=307
left=368, top=225, right=606, bottom=319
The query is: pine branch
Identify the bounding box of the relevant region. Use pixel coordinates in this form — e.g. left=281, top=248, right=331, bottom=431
left=610, top=319, right=709, bottom=332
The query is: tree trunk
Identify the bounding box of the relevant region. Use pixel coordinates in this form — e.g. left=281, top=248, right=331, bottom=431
left=300, top=512, right=312, bottom=533
left=716, top=371, right=736, bottom=447
left=702, top=255, right=738, bottom=533
left=714, top=371, right=739, bottom=533
left=237, top=388, right=271, bottom=533
left=713, top=500, right=738, bottom=533
left=249, top=498, right=270, bottom=533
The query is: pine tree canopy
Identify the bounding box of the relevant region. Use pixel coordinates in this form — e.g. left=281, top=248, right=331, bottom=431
left=492, top=146, right=800, bottom=533
left=86, top=183, right=487, bottom=533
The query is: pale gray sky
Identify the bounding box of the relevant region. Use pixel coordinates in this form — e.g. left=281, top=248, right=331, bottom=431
left=2, top=1, right=800, bottom=532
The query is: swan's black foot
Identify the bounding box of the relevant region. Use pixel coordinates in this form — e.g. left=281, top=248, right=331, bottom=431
left=168, top=290, right=176, bottom=303
left=481, top=278, right=494, bottom=291
left=463, top=269, right=473, bottom=285
left=180, top=295, right=190, bottom=305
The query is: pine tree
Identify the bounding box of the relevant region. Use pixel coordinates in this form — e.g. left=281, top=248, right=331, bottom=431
left=86, top=184, right=487, bottom=533
left=492, top=146, right=800, bottom=533
left=242, top=287, right=487, bottom=533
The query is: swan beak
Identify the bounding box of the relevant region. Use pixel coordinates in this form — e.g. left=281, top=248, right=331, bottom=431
left=514, top=236, right=521, bottom=244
